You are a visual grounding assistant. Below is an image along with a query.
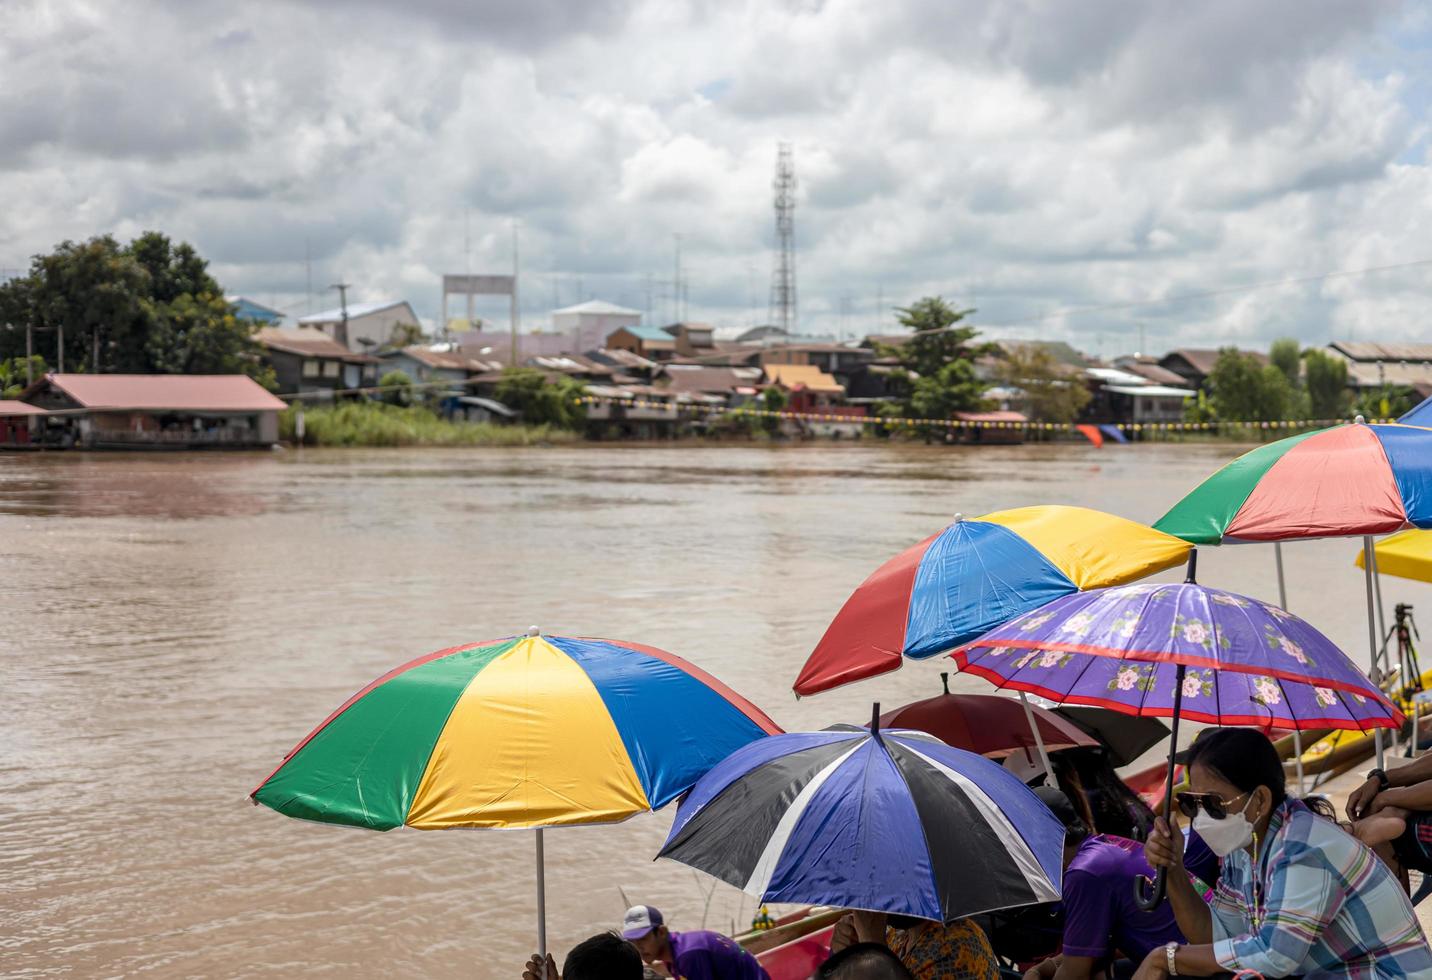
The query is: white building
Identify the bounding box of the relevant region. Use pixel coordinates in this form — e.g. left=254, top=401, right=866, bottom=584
left=298, top=300, right=421, bottom=352
left=551, top=300, right=641, bottom=352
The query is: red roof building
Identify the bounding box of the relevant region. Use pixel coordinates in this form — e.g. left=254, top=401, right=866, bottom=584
left=20, top=374, right=286, bottom=449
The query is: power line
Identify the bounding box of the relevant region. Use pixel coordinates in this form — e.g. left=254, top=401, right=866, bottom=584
left=982, top=256, right=1432, bottom=329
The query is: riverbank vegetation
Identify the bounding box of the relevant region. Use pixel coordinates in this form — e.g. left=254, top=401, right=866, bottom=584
left=281, top=402, right=577, bottom=447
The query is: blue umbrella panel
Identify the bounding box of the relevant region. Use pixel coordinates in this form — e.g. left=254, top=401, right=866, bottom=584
left=657, top=725, right=1064, bottom=921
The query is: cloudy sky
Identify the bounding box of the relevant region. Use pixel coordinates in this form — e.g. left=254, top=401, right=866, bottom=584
left=5, top=0, right=1431, bottom=353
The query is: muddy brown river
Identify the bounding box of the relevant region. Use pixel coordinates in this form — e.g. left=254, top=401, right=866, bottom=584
left=2, top=443, right=1417, bottom=977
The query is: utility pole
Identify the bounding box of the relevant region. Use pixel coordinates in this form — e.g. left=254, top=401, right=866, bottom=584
left=25, top=323, right=33, bottom=386
left=329, top=282, right=351, bottom=348
left=511, top=220, right=521, bottom=368
left=57, top=324, right=63, bottom=374
left=672, top=233, right=683, bottom=324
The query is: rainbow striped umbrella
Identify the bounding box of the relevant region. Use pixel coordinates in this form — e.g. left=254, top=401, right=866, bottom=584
left=794, top=506, right=1191, bottom=695
left=1154, top=420, right=1432, bottom=544
left=1156, top=419, right=1432, bottom=771
left=251, top=629, right=779, bottom=954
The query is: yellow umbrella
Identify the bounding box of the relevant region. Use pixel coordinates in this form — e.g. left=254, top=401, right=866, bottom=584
left=1355, top=529, right=1432, bottom=584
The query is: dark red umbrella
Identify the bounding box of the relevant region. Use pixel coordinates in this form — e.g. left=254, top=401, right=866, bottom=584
left=877, top=675, right=1098, bottom=759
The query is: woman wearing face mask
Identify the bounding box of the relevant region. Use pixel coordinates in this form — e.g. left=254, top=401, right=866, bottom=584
left=1136, top=727, right=1431, bottom=979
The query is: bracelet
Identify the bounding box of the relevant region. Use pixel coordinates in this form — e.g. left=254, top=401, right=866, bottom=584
left=1165, top=941, right=1179, bottom=976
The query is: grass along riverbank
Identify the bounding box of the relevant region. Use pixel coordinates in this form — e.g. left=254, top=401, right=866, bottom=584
left=280, top=403, right=578, bottom=447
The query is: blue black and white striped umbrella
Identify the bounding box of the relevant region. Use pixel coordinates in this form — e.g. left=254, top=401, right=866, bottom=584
left=657, top=718, right=1065, bottom=921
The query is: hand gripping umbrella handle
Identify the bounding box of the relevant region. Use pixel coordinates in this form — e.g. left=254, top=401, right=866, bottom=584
left=1134, top=545, right=1193, bottom=917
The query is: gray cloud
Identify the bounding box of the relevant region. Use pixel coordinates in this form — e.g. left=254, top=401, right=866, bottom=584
left=1, top=0, right=1429, bottom=351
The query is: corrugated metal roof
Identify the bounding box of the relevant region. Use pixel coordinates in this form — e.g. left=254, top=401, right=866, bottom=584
left=551, top=300, right=641, bottom=316
left=1331, top=342, right=1432, bottom=362
left=298, top=300, right=412, bottom=323
left=0, top=400, right=47, bottom=416
left=1104, top=384, right=1194, bottom=398
left=257, top=328, right=379, bottom=362
left=37, top=374, right=287, bottom=412
left=456, top=396, right=517, bottom=417
left=763, top=363, right=844, bottom=393
left=614, top=325, right=677, bottom=343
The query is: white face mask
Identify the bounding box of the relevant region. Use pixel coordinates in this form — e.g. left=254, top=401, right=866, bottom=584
left=1192, top=792, right=1258, bottom=858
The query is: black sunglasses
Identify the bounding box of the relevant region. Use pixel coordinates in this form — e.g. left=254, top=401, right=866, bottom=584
left=1176, top=790, right=1251, bottom=821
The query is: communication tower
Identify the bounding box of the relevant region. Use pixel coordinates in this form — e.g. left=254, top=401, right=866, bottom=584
left=768, top=143, right=797, bottom=332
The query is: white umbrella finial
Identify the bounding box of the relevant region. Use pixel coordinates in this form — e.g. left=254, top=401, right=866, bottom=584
left=1355, top=414, right=1366, bottom=424
left=527, top=625, right=541, bottom=637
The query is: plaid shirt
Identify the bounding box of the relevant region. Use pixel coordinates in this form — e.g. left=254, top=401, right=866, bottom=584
left=1209, top=799, right=1432, bottom=978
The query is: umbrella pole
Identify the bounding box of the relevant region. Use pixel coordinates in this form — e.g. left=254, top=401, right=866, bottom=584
left=535, top=828, right=547, bottom=961
left=1365, top=536, right=1386, bottom=770
left=1274, top=544, right=1305, bottom=794
left=1018, top=691, right=1054, bottom=783
left=1136, top=663, right=1185, bottom=912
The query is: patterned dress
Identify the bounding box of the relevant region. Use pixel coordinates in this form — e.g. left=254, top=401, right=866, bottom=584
left=886, top=919, right=1001, bottom=980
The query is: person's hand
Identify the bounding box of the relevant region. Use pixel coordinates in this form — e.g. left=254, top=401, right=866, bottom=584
left=523, top=953, right=558, bottom=980
left=1347, top=776, right=1382, bottom=820
left=643, top=959, right=673, bottom=978
left=830, top=914, right=858, bottom=954
left=850, top=910, right=888, bottom=944
left=1143, top=815, right=1185, bottom=872
left=1130, top=948, right=1169, bottom=980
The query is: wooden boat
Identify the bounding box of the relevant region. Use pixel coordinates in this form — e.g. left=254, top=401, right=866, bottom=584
left=736, top=907, right=839, bottom=980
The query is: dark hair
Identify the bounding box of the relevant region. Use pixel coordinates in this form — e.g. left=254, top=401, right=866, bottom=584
left=1183, top=728, right=1286, bottom=807
left=1034, top=785, right=1091, bottom=846
left=1066, top=748, right=1156, bottom=840
left=816, top=943, right=915, bottom=980
left=562, top=933, right=643, bottom=980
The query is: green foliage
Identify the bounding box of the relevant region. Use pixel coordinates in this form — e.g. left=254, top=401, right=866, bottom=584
left=994, top=345, right=1091, bottom=423
left=378, top=369, right=414, bottom=406
left=1206, top=349, right=1296, bottom=422
left=0, top=355, right=47, bottom=397
left=389, top=323, right=426, bottom=348
left=759, top=385, right=788, bottom=434
left=876, top=297, right=988, bottom=431
left=0, top=232, right=269, bottom=382
left=1353, top=385, right=1418, bottom=421
left=1302, top=349, right=1351, bottom=420
left=1269, top=338, right=1302, bottom=389
left=144, top=292, right=276, bottom=388
left=492, top=368, right=587, bottom=429
left=281, top=402, right=575, bottom=447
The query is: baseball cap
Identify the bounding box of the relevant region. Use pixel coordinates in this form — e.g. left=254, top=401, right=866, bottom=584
left=621, top=905, right=664, bottom=940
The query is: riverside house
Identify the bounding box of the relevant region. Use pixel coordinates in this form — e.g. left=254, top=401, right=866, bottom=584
left=19, top=374, right=287, bottom=449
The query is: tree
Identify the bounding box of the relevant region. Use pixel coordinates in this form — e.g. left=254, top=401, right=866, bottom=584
left=1269, top=338, right=1301, bottom=389
left=1354, top=385, right=1418, bottom=421
left=759, top=385, right=788, bottom=435
left=1206, top=349, right=1294, bottom=422
left=0, top=355, right=46, bottom=397
left=378, top=369, right=414, bottom=406
left=493, top=368, right=587, bottom=429
left=994, top=345, right=1092, bottom=423
left=877, top=297, right=989, bottom=428
left=390, top=322, right=425, bottom=348
left=1302, top=349, right=1351, bottom=420
left=0, top=232, right=269, bottom=383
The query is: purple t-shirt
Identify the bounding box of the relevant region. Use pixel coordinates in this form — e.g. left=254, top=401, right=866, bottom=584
left=670, top=930, right=770, bottom=980
left=1061, top=835, right=1186, bottom=963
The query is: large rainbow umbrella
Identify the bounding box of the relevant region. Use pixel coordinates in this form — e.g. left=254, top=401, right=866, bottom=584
left=1155, top=418, right=1432, bottom=766
left=251, top=629, right=780, bottom=955
left=794, top=505, right=1191, bottom=696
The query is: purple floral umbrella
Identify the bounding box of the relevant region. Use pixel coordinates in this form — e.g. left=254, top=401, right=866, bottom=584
left=950, top=553, right=1401, bottom=909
